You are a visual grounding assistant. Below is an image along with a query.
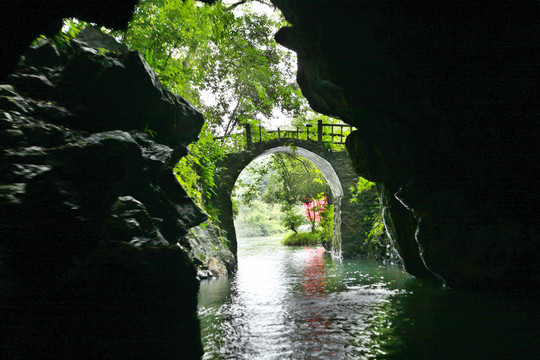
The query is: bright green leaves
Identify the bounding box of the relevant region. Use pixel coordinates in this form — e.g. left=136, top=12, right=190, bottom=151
left=173, top=123, right=226, bottom=213
left=123, top=0, right=219, bottom=102
left=350, top=177, right=376, bottom=203
left=232, top=152, right=331, bottom=234
left=265, top=153, right=330, bottom=206
left=123, top=0, right=306, bottom=134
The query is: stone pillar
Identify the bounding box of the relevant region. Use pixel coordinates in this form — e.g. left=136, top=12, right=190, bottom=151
left=245, top=123, right=252, bottom=149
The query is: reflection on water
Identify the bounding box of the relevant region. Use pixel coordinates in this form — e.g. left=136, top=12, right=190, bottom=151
left=198, top=236, right=540, bottom=359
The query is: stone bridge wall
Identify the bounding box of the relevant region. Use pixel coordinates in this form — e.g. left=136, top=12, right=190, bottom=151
left=211, top=138, right=363, bottom=258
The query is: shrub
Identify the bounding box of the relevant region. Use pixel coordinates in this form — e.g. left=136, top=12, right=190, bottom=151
left=281, top=231, right=320, bottom=246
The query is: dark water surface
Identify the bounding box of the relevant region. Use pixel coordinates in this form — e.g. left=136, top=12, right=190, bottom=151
left=198, top=236, right=540, bottom=359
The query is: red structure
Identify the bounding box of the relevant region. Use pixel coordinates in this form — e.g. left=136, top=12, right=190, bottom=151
left=304, top=197, right=327, bottom=223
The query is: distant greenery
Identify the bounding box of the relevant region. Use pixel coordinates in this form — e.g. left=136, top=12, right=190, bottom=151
left=233, top=156, right=310, bottom=237
left=281, top=202, right=334, bottom=247
left=234, top=200, right=288, bottom=237
left=115, top=0, right=322, bottom=217
left=233, top=153, right=333, bottom=239
left=236, top=153, right=330, bottom=206
left=281, top=231, right=319, bottom=246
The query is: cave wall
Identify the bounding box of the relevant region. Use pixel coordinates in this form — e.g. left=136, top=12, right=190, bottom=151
left=272, top=0, right=539, bottom=289
left=0, top=0, right=139, bottom=81
left=0, top=28, right=207, bottom=359
left=0, top=10, right=537, bottom=358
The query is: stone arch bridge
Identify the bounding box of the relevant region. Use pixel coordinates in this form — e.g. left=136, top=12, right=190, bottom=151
left=210, top=136, right=364, bottom=258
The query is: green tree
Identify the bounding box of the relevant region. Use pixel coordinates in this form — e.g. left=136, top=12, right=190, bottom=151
left=122, top=0, right=306, bottom=134
left=262, top=153, right=329, bottom=206
left=118, top=0, right=310, bottom=214
left=280, top=203, right=306, bottom=233
left=234, top=153, right=331, bottom=234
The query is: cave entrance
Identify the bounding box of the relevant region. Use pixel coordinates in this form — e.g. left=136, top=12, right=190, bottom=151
left=230, top=145, right=343, bottom=256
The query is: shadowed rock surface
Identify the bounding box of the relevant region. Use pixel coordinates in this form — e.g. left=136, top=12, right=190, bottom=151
left=0, top=28, right=209, bottom=359
left=0, top=3, right=538, bottom=359
left=273, top=0, right=539, bottom=289
left=0, top=0, right=139, bottom=81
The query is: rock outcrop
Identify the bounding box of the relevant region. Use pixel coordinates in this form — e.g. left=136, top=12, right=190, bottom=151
left=0, top=28, right=207, bottom=359
left=185, top=221, right=236, bottom=278
left=273, top=1, right=539, bottom=289
left=0, top=0, right=139, bottom=81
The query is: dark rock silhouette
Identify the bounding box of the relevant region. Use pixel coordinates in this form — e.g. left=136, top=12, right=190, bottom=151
left=274, top=0, right=539, bottom=289
left=0, top=2, right=538, bottom=359
left=0, top=28, right=206, bottom=359
left=0, top=0, right=139, bottom=81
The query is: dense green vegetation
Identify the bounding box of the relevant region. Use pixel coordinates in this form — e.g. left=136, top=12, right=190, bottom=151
left=350, top=178, right=394, bottom=259
left=57, top=0, right=390, bottom=256
left=234, top=200, right=287, bottom=237
left=233, top=153, right=334, bottom=244
left=118, top=0, right=305, bottom=213
left=281, top=202, right=334, bottom=247
left=233, top=156, right=308, bottom=237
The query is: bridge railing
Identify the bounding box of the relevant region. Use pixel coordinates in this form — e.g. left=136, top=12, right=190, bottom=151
left=213, top=132, right=247, bottom=152
left=214, top=120, right=354, bottom=152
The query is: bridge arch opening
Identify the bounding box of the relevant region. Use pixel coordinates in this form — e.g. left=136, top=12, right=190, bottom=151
left=231, top=145, right=343, bottom=256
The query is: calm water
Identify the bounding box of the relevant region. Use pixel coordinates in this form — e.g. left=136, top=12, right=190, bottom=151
left=198, top=236, right=540, bottom=359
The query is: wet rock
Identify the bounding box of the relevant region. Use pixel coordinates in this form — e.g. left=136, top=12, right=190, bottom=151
left=22, top=124, right=66, bottom=147
left=131, top=132, right=176, bottom=169
left=0, top=92, right=28, bottom=114
left=0, top=183, right=26, bottom=207
left=3, top=164, right=52, bottom=182
left=183, top=221, right=236, bottom=274
left=207, top=256, right=227, bottom=277
left=197, top=268, right=214, bottom=279
left=8, top=73, right=57, bottom=100
left=104, top=196, right=168, bottom=247
left=378, top=182, right=437, bottom=280
left=46, top=27, right=205, bottom=147
left=0, top=0, right=139, bottom=81
left=0, top=84, right=18, bottom=97
left=4, top=27, right=204, bottom=149
left=3, top=146, right=49, bottom=164
left=0, top=129, right=25, bottom=147
left=72, top=26, right=130, bottom=54
left=25, top=99, right=74, bottom=124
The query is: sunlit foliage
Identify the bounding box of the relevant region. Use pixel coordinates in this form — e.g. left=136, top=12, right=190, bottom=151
left=118, top=0, right=315, bottom=211
left=123, top=0, right=306, bottom=133
left=234, top=153, right=332, bottom=236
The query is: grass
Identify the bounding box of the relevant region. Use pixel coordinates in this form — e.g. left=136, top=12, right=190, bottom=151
left=281, top=231, right=321, bottom=246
